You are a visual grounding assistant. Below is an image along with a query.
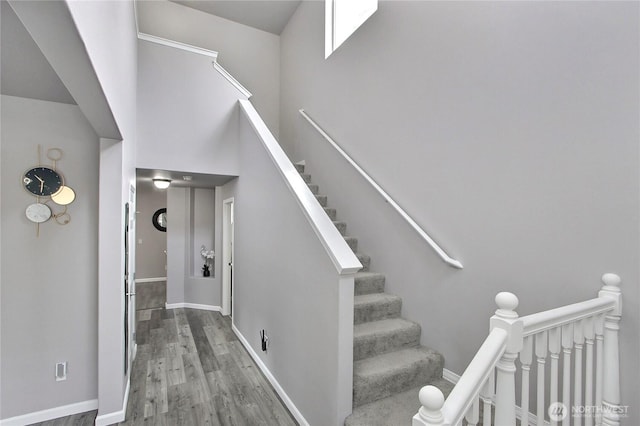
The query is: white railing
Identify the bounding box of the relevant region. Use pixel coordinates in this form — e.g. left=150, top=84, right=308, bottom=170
left=298, top=109, right=463, bottom=269
left=414, top=273, right=623, bottom=426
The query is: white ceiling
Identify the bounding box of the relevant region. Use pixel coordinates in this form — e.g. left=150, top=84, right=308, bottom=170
left=170, top=0, right=301, bottom=35
left=137, top=168, right=237, bottom=189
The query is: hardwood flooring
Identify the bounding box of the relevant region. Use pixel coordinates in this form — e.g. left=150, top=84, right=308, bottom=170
left=30, top=307, right=297, bottom=426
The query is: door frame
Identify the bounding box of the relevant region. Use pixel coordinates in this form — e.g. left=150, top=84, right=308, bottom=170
left=221, top=197, right=234, bottom=316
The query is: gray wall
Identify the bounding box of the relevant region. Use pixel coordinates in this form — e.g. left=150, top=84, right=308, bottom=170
left=166, top=187, right=221, bottom=308
left=228, top=107, right=349, bottom=425
left=281, top=1, right=639, bottom=422
left=1, top=95, right=99, bottom=418
left=137, top=39, right=242, bottom=176
left=136, top=0, right=281, bottom=142
left=135, top=180, right=167, bottom=279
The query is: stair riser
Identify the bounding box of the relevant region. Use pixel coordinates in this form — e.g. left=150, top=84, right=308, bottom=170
left=356, top=254, right=370, bottom=272
left=307, top=184, right=319, bottom=194
left=354, top=275, right=385, bottom=295
left=324, top=208, right=337, bottom=220
left=353, top=356, right=444, bottom=407
left=354, top=299, right=401, bottom=325
left=295, top=164, right=305, bottom=173
left=315, top=195, right=328, bottom=207
left=344, top=237, right=358, bottom=253
left=334, top=221, right=347, bottom=236
left=353, top=324, right=420, bottom=361
left=300, top=173, right=312, bottom=183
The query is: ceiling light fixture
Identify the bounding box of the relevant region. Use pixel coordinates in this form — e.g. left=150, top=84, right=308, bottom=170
left=152, top=178, right=171, bottom=189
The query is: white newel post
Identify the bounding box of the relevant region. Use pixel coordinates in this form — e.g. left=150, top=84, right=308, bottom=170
left=413, top=385, right=446, bottom=426
left=490, top=292, right=523, bottom=426
left=598, top=273, right=622, bottom=426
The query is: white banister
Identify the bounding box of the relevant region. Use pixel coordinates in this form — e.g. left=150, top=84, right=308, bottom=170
left=298, top=109, right=463, bottom=269
left=414, top=273, right=622, bottom=426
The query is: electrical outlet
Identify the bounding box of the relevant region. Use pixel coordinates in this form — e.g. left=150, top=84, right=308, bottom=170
left=55, top=362, right=67, bottom=381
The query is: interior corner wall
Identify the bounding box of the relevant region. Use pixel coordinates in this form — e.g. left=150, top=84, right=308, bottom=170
left=166, top=187, right=221, bottom=308
left=135, top=180, right=167, bottom=279
left=0, top=96, right=100, bottom=419
left=135, top=0, right=282, bottom=150
left=280, top=2, right=639, bottom=423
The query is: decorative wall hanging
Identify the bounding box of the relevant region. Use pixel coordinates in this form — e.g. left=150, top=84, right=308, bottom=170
left=22, top=145, right=75, bottom=236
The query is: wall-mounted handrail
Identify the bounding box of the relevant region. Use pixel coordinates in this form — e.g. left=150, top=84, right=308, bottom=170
left=299, top=109, right=463, bottom=269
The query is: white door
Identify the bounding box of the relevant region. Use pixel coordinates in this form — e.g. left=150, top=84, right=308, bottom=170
left=222, top=197, right=234, bottom=316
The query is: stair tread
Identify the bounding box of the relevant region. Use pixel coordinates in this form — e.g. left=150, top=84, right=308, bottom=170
left=354, top=317, right=418, bottom=338
left=354, top=346, right=442, bottom=377
left=354, top=292, right=401, bottom=306
left=345, top=379, right=453, bottom=426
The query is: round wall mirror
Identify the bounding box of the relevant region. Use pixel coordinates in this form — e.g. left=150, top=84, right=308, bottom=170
left=152, top=208, right=167, bottom=232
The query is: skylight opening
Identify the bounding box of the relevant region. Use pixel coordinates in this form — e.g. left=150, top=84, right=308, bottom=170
left=325, top=0, right=378, bottom=58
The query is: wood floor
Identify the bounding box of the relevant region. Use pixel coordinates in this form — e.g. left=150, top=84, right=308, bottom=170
left=30, top=307, right=297, bottom=426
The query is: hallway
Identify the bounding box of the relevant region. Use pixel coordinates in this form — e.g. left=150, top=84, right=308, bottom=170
left=30, top=307, right=297, bottom=426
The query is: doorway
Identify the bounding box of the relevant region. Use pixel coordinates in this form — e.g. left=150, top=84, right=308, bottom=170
left=222, top=197, right=234, bottom=316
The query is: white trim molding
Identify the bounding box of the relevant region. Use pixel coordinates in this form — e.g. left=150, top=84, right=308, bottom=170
left=95, top=375, right=130, bottom=426
left=137, top=32, right=218, bottom=59
left=135, top=277, right=167, bottom=283
left=213, top=61, right=252, bottom=98
left=232, top=323, right=310, bottom=426
left=0, top=399, right=98, bottom=426
left=165, top=302, right=221, bottom=312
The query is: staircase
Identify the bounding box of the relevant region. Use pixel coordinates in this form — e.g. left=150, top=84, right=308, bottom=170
left=295, top=163, right=453, bottom=425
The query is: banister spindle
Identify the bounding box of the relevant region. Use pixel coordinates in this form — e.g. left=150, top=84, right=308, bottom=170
left=520, top=336, right=533, bottom=426
left=549, top=327, right=561, bottom=426
left=480, top=371, right=494, bottom=426
left=535, top=331, right=548, bottom=426
left=491, top=292, right=523, bottom=426
left=584, top=316, right=595, bottom=426
left=574, top=319, right=585, bottom=426
left=598, top=273, right=622, bottom=426
left=561, top=323, right=574, bottom=426
left=594, top=313, right=605, bottom=426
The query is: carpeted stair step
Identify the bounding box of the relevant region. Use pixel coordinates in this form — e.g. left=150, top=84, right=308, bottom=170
left=300, top=173, right=312, bottom=183
left=354, top=272, right=385, bottom=295
left=353, top=346, right=444, bottom=407
left=354, top=293, right=402, bottom=325
left=334, top=221, right=347, bottom=236
left=356, top=253, right=370, bottom=271
left=294, top=163, right=305, bottom=173
left=344, top=236, right=358, bottom=253
left=345, top=378, right=454, bottom=426
left=307, top=183, right=319, bottom=194
left=324, top=207, right=337, bottom=220
left=354, top=318, right=420, bottom=361
left=315, top=194, right=328, bottom=207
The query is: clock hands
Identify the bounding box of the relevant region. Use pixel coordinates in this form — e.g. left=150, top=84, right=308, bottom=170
left=34, top=175, right=45, bottom=193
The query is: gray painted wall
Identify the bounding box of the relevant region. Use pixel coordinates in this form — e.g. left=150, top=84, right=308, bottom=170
left=1, top=95, right=99, bottom=418
left=136, top=38, right=243, bottom=176
left=135, top=180, right=167, bottom=279
left=281, top=1, right=639, bottom=422
left=136, top=0, right=281, bottom=143
left=228, top=108, right=348, bottom=425
left=166, top=187, right=221, bottom=308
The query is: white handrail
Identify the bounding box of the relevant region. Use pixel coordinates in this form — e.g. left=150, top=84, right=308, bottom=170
left=414, top=273, right=623, bottom=426
left=299, top=109, right=463, bottom=269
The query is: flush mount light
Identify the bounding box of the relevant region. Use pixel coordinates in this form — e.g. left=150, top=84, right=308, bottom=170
left=152, top=178, right=171, bottom=189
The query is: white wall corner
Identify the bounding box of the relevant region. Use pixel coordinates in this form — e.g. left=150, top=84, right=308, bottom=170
left=94, top=376, right=130, bottom=426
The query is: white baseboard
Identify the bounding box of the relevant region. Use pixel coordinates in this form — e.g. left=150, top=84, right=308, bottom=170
left=0, top=399, right=98, bottom=426
left=443, top=368, right=460, bottom=384
left=135, top=277, right=166, bottom=283
left=232, top=323, right=309, bottom=426
left=165, top=302, right=221, bottom=311
left=95, top=373, right=130, bottom=426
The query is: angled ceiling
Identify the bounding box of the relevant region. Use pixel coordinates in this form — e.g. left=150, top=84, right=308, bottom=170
left=170, top=0, right=301, bottom=35
left=1, top=1, right=76, bottom=105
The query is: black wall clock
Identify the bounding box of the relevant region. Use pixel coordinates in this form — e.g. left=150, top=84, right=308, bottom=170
left=23, top=166, right=63, bottom=196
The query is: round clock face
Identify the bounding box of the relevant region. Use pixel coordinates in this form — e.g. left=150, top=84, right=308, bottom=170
left=25, top=203, right=52, bottom=223
left=23, top=167, right=63, bottom=196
